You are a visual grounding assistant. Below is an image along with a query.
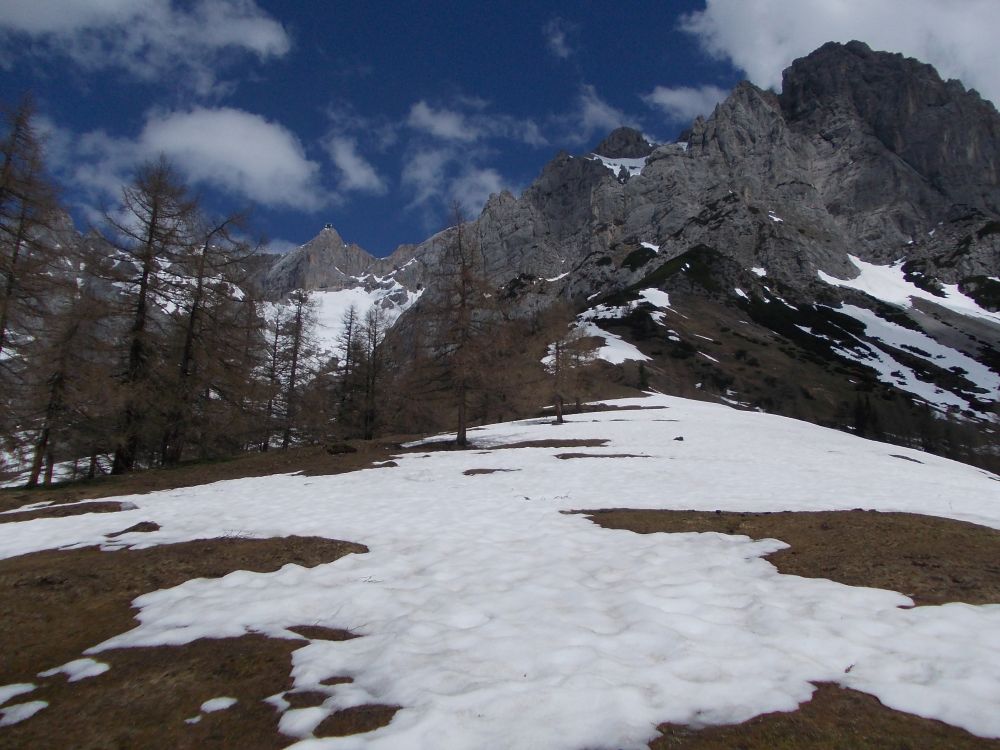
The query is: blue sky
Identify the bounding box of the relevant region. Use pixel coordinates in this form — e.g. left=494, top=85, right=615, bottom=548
left=2, top=1, right=997, bottom=257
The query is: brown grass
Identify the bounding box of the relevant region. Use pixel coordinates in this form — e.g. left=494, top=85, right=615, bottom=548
left=580, top=508, right=1000, bottom=606
left=652, top=683, right=1000, bottom=749
left=0, top=536, right=370, bottom=748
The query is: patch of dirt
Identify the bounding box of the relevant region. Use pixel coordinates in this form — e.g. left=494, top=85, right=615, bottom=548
left=463, top=468, right=521, bottom=476
left=555, top=453, right=651, bottom=460
left=106, top=520, right=161, bottom=537
left=581, top=508, right=1000, bottom=606
left=491, top=438, right=609, bottom=451
left=286, top=625, right=359, bottom=641
left=0, top=439, right=409, bottom=513
left=314, top=704, right=400, bottom=738
left=651, top=682, right=1000, bottom=749
left=0, top=536, right=366, bottom=690
left=0, top=636, right=301, bottom=750
left=0, top=501, right=134, bottom=524
left=282, top=690, right=331, bottom=709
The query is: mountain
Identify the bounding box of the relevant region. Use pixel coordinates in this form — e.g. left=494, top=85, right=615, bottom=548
left=258, top=41, right=998, bottom=466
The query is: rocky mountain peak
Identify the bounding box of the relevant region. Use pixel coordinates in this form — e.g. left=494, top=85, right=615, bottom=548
left=592, top=127, right=655, bottom=159
left=779, top=40, right=1000, bottom=214
left=259, top=223, right=377, bottom=297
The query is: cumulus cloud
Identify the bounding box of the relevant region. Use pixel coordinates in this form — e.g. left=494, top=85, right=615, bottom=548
left=680, top=0, right=1000, bottom=106
left=325, top=136, right=387, bottom=195
left=642, top=84, right=729, bottom=123
left=0, top=0, right=289, bottom=95
left=140, top=108, right=324, bottom=209
left=44, top=107, right=326, bottom=213
left=543, top=17, right=574, bottom=59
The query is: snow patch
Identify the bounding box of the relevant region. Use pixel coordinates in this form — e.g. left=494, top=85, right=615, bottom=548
left=589, top=154, right=647, bottom=178
left=0, top=701, right=47, bottom=727
left=819, top=256, right=1000, bottom=324
left=2, top=396, right=1000, bottom=746
left=39, top=658, right=110, bottom=683
left=201, top=696, right=238, bottom=712
left=0, top=684, right=35, bottom=706
left=577, top=322, right=651, bottom=364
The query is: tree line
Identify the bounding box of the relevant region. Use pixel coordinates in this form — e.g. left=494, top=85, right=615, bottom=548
left=0, top=98, right=602, bottom=487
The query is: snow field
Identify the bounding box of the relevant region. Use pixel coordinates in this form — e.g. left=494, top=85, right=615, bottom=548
left=1, top=395, right=999, bottom=747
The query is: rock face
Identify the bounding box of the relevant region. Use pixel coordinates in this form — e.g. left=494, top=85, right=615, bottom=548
left=593, top=127, right=656, bottom=159
left=255, top=42, right=998, bottom=459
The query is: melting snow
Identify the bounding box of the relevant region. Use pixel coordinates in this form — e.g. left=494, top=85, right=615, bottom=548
left=201, top=696, right=238, bottom=712
left=0, top=684, right=35, bottom=706
left=0, top=701, right=47, bottom=727
left=818, top=256, right=1000, bottom=324
left=640, top=242, right=660, bottom=254
left=576, top=322, right=651, bottom=364
left=39, top=658, right=110, bottom=683
left=2, top=396, right=1000, bottom=746
left=589, top=154, right=647, bottom=178
left=751, top=267, right=766, bottom=277
left=307, top=285, right=423, bottom=358
left=809, top=305, right=999, bottom=419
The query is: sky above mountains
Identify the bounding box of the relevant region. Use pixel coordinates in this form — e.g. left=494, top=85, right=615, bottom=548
left=2, top=1, right=997, bottom=257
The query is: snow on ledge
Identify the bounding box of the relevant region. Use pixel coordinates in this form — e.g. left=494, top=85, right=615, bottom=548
left=818, top=255, right=1000, bottom=324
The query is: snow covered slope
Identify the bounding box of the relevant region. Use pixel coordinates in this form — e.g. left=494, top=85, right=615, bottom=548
left=1, top=394, right=998, bottom=748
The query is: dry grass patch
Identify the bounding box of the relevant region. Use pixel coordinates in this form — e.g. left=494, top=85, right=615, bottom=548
left=0, top=439, right=406, bottom=513
left=0, top=500, right=135, bottom=524
left=0, top=534, right=367, bottom=748
left=652, top=683, right=1000, bottom=749
left=581, top=508, right=1000, bottom=607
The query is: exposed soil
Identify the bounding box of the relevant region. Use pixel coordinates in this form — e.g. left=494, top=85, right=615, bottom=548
left=314, top=704, right=401, bottom=738
left=0, top=439, right=407, bottom=513
left=285, top=625, right=359, bottom=642
left=0, top=500, right=135, bottom=524
left=0, top=535, right=369, bottom=748
left=0, top=636, right=300, bottom=750
left=489, top=438, right=609, bottom=451
left=652, top=682, right=1000, bottom=749
left=555, top=452, right=651, bottom=460
left=581, top=508, right=1000, bottom=606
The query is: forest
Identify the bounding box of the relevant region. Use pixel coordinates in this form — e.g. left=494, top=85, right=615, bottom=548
left=0, top=98, right=600, bottom=487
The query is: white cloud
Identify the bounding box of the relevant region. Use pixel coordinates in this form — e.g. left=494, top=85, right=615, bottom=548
left=642, top=84, right=729, bottom=123
left=406, top=99, right=547, bottom=147
left=543, top=17, right=574, bottom=59
left=681, top=0, right=1000, bottom=106
left=401, top=148, right=452, bottom=208
left=44, top=107, right=327, bottom=213
left=325, top=136, right=387, bottom=195
left=408, top=101, right=480, bottom=142
left=140, top=108, right=324, bottom=209
left=0, top=0, right=289, bottom=95
left=262, top=237, right=300, bottom=255
left=400, top=148, right=514, bottom=223
left=553, top=85, right=638, bottom=146
left=450, top=168, right=506, bottom=216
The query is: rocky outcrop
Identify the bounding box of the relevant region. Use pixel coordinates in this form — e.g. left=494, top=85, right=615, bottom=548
left=593, top=127, right=656, bottom=159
